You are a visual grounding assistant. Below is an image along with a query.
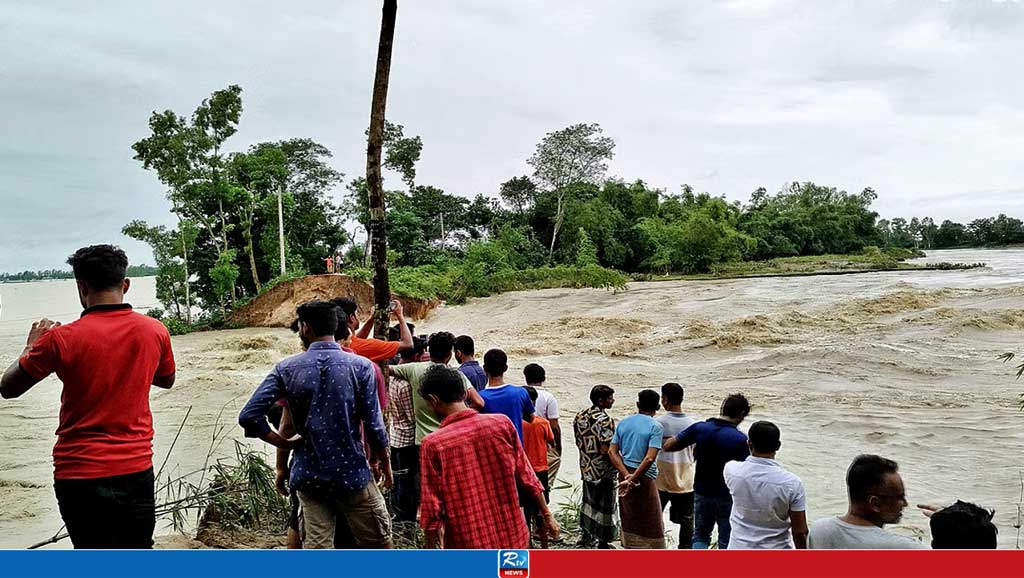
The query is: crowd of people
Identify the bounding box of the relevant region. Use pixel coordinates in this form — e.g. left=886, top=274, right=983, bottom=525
left=0, top=244, right=1001, bottom=551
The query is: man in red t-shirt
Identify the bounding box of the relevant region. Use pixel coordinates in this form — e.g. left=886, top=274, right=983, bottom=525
left=0, top=245, right=176, bottom=549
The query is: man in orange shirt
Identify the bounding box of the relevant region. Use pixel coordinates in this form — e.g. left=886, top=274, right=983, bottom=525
left=331, top=296, right=413, bottom=362
left=522, top=386, right=555, bottom=548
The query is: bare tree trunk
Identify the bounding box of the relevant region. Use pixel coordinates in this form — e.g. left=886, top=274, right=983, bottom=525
left=366, top=0, right=398, bottom=340
left=244, top=224, right=262, bottom=293
left=548, top=193, right=565, bottom=261
left=278, top=185, right=286, bottom=274
left=179, top=220, right=192, bottom=325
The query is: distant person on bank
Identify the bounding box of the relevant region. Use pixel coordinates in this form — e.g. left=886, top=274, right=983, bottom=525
left=1, top=245, right=176, bottom=549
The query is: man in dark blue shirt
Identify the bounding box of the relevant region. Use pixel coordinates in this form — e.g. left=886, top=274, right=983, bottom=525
left=663, top=393, right=750, bottom=549
left=454, top=334, right=487, bottom=391
left=239, top=300, right=392, bottom=548
left=478, top=348, right=535, bottom=443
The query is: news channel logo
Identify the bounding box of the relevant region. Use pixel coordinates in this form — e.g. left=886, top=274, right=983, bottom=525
left=497, top=549, right=529, bottom=578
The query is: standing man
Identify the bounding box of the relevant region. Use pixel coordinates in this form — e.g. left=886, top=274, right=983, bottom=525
left=524, top=363, right=561, bottom=484
left=418, top=366, right=557, bottom=549
left=238, top=300, right=392, bottom=549
left=609, top=389, right=666, bottom=549
left=386, top=337, right=425, bottom=522
left=1, top=245, right=176, bottom=549
left=655, top=382, right=697, bottom=549
left=333, top=296, right=413, bottom=362
left=723, top=421, right=808, bottom=549
left=662, top=393, right=751, bottom=549
left=521, top=386, right=555, bottom=548
left=453, top=335, right=486, bottom=392
left=808, top=455, right=926, bottom=549
left=573, top=384, right=619, bottom=549
left=478, top=349, right=535, bottom=443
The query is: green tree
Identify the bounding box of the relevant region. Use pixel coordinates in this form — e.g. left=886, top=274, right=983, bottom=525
left=575, top=228, right=599, bottom=267
left=528, top=123, right=616, bottom=261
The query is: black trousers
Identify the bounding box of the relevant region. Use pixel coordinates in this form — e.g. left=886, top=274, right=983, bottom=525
left=54, top=467, right=156, bottom=549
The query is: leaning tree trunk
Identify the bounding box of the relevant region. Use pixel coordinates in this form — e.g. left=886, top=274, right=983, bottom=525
left=366, top=0, right=398, bottom=340
left=176, top=212, right=192, bottom=325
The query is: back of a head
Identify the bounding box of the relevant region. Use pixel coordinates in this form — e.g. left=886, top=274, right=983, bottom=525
left=428, top=331, right=456, bottom=361
left=637, top=389, right=660, bottom=413
left=483, top=348, right=508, bottom=377
left=846, top=454, right=899, bottom=503
left=389, top=322, right=416, bottom=342
left=589, top=384, right=614, bottom=406
left=297, top=300, right=340, bottom=338
left=523, top=363, right=546, bottom=385
left=454, top=335, right=475, bottom=357
left=524, top=385, right=538, bottom=403
left=334, top=315, right=351, bottom=341
left=721, top=393, right=751, bottom=420
left=661, top=382, right=684, bottom=406
left=420, top=365, right=467, bottom=404
left=67, top=244, right=128, bottom=290
left=748, top=420, right=782, bottom=453
left=401, top=336, right=426, bottom=361
left=930, top=501, right=997, bottom=549
left=331, top=296, right=358, bottom=317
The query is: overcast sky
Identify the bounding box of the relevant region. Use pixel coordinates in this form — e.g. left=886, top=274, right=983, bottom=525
left=2, top=0, right=1023, bottom=272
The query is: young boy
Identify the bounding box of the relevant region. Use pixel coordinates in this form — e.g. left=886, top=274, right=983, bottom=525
left=522, top=386, right=555, bottom=548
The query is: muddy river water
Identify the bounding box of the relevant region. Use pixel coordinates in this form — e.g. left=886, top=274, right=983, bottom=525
left=1, top=248, right=1022, bottom=548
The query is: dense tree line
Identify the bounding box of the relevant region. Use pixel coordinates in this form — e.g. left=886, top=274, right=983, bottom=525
left=127, top=86, right=1020, bottom=323
left=0, top=265, right=158, bottom=283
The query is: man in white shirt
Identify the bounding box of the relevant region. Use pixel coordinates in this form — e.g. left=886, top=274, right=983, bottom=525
left=654, top=382, right=697, bottom=548
left=524, top=363, right=561, bottom=483
left=723, top=420, right=808, bottom=549
left=808, top=455, right=927, bottom=549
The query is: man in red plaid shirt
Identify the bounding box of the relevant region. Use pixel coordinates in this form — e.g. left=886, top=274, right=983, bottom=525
left=418, top=365, right=559, bottom=549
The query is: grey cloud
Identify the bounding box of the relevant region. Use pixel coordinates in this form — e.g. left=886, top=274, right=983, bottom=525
left=1, top=0, right=1023, bottom=271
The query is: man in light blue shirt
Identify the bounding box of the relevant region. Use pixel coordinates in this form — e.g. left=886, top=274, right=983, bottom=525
left=609, top=389, right=666, bottom=548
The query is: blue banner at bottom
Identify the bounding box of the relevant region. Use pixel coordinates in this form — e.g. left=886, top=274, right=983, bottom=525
left=1, top=550, right=498, bottom=578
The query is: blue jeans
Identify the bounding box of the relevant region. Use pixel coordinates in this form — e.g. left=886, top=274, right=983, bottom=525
left=693, top=493, right=732, bottom=549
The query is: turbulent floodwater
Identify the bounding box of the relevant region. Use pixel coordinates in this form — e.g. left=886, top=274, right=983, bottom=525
left=1, top=250, right=1023, bottom=548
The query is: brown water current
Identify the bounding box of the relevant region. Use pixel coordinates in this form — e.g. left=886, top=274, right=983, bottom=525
left=1, top=248, right=1022, bottom=548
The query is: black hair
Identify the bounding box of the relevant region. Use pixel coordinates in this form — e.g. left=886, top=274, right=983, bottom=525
left=523, top=363, right=546, bottom=385
left=427, top=331, right=456, bottom=361
left=401, top=336, right=426, bottom=361
left=483, top=349, right=508, bottom=377
left=419, top=365, right=467, bottom=404
left=721, top=393, right=751, bottom=419
left=846, top=454, right=900, bottom=503
left=524, top=385, right=539, bottom=403
left=748, top=420, right=782, bottom=453
left=334, top=317, right=351, bottom=341
left=589, top=384, right=614, bottom=405
left=637, top=389, right=660, bottom=413
left=389, top=322, right=416, bottom=342
left=930, top=501, right=997, bottom=549
left=289, top=318, right=300, bottom=333
left=297, top=300, right=340, bottom=338
left=454, top=335, right=475, bottom=357
left=67, top=244, right=128, bottom=290
left=661, top=382, right=684, bottom=406
left=331, top=296, right=358, bottom=317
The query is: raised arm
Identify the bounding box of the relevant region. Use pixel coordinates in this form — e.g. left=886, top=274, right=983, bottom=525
left=1, top=319, right=60, bottom=399
left=662, top=423, right=697, bottom=452
left=392, top=302, right=413, bottom=353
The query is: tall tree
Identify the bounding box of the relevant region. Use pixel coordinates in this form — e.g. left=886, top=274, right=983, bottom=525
left=366, top=0, right=398, bottom=338
left=527, top=123, right=616, bottom=260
